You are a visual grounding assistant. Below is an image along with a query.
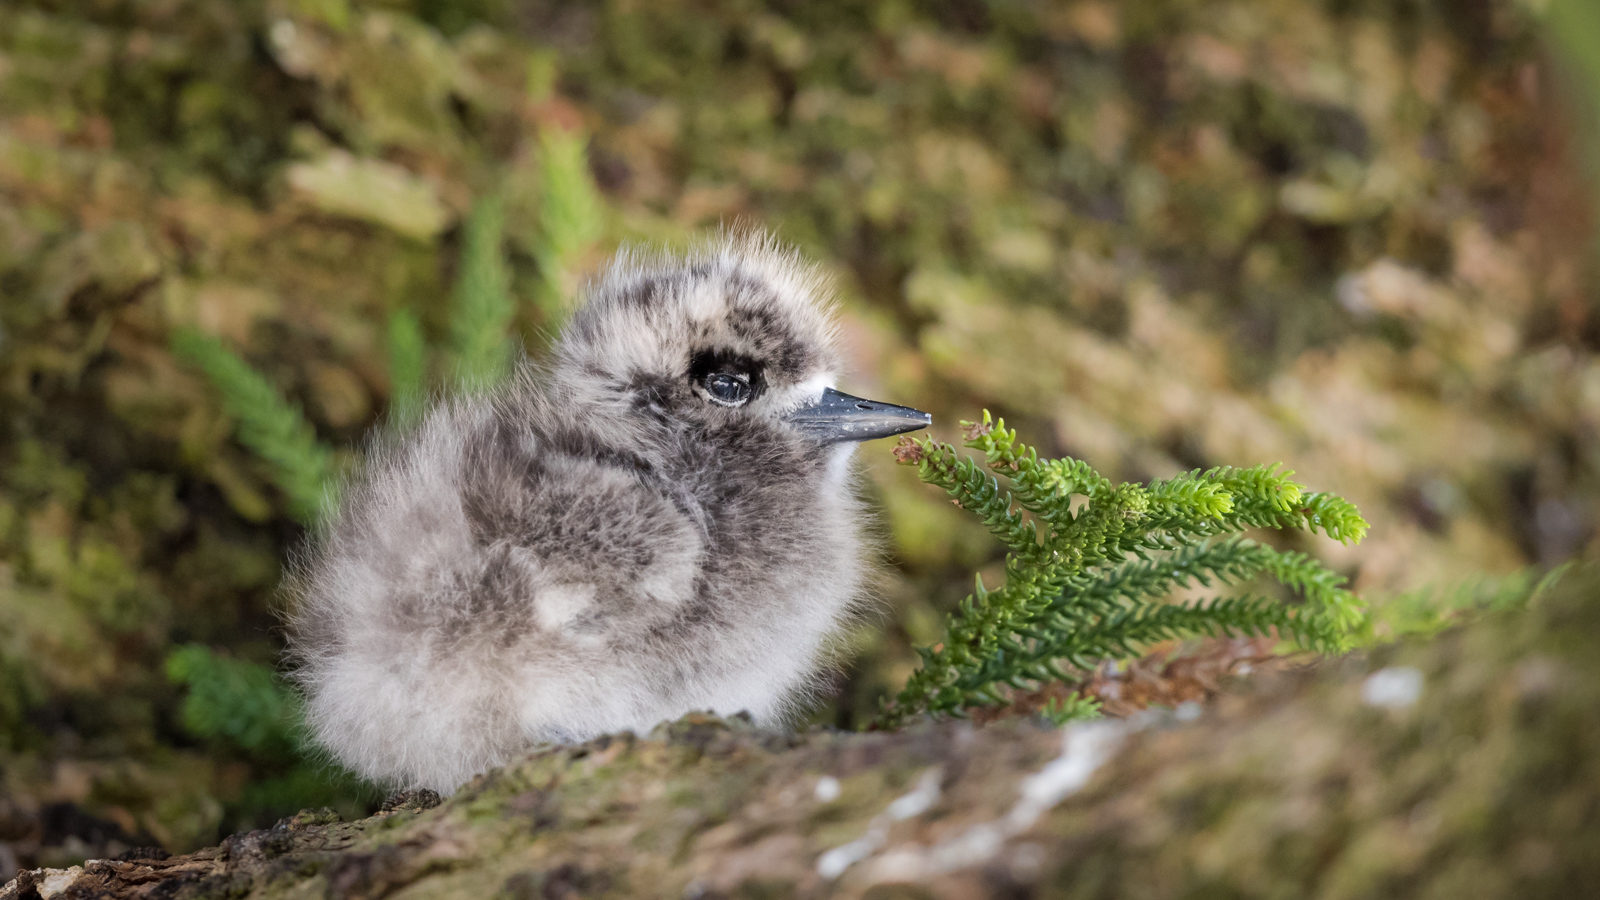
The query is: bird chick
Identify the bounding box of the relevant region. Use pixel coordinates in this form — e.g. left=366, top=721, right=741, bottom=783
left=287, top=235, right=929, bottom=793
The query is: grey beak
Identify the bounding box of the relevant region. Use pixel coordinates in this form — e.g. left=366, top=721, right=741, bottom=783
left=786, top=388, right=932, bottom=444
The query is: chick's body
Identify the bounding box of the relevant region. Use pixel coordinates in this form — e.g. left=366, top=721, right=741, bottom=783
left=288, top=238, right=926, bottom=793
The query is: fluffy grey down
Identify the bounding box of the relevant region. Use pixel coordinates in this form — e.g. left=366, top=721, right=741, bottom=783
left=287, top=235, right=899, bottom=793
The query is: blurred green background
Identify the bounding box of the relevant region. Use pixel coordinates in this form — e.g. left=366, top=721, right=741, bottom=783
left=2, top=0, right=1598, bottom=873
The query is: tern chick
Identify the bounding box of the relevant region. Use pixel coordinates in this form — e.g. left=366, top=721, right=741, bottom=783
left=287, top=235, right=929, bottom=793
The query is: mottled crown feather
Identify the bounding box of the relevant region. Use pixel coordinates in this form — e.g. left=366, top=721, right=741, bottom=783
left=553, top=230, right=844, bottom=412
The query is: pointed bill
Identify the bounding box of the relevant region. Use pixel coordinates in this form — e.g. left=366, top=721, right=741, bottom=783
left=786, top=388, right=931, bottom=444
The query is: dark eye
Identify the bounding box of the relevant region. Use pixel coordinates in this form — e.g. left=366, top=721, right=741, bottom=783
left=703, top=372, right=752, bottom=407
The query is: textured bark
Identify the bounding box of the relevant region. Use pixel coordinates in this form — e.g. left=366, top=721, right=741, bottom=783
left=6, top=569, right=1598, bottom=900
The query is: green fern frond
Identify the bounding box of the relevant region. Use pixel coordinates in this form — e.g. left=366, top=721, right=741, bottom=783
left=1358, top=562, right=1571, bottom=642
left=533, top=128, right=604, bottom=323
left=1255, top=545, right=1362, bottom=636
left=386, top=309, right=428, bottom=427
left=1147, top=473, right=1236, bottom=519
left=1293, top=491, right=1369, bottom=544
left=878, top=414, right=1368, bottom=727
left=449, top=194, right=516, bottom=390
left=166, top=644, right=303, bottom=760
left=906, top=438, right=1037, bottom=551
left=1065, top=537, right=1273, bottom=614
left=1041, top=595, right=1300, bottom=664
left=1039, top=693, right=1103, bottom=726
left=960, top=411, right=1111, bottom=524
left=171, top=328, right=336, bottom=524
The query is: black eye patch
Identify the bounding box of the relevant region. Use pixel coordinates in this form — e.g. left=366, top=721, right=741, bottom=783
left=689, top=348, right=765, bottom=407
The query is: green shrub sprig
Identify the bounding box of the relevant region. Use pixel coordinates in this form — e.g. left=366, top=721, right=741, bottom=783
left=448, top=194, right=516, bottom=391
left=877, top=413, right=1369, bottom=727
left=171, top=329, right=337, bottom=525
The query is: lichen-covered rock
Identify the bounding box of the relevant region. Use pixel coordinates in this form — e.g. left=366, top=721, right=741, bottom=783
left=8, top=567, right=1596, bottom=900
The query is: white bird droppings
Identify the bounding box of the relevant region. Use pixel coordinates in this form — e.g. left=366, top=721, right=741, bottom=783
left=819, top=720, right=1135, bottom=884
left=1007, top=720, right=1123, bottom=830
left=886, top=769, right=941, bottom=820
left=816, top=836, right=878, bottom=880
left=815, top=768, right=941, bottom=879
left=1362, top=666, right=1424, bottom=709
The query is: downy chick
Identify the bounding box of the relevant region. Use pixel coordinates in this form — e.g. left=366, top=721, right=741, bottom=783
left=287, top=234, right=929, bottom=793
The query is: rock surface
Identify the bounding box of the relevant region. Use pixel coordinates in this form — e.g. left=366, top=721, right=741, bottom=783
left=7, top=568, right=1597, bottom=900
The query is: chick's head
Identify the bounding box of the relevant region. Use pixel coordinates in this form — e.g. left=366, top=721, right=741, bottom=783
left=554, top=238, right=820, bottom=436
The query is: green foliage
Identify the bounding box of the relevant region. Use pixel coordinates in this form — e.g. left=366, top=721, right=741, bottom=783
left=878, top=413, right=1368, bottom=727
left=386, top=310, right=428, bottom=428
left=0, top=655, right=45, bottom=750
left=165, top=644, right=302, bottom=760
left=1548, top=0, right=1600, bottom=95
left=165, top=644, right=371, bottom=821
left=532, top=128, right=605, bottom=324
left=1548, top=1, right=1600, bottom=172
left=171, top=329, right=336, bottom=525
left=448, top=194, right=516, bottom=390
left=1359, top=562, right=1573, bottom=643
left=1039, top=694, right=1102, bottom=727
